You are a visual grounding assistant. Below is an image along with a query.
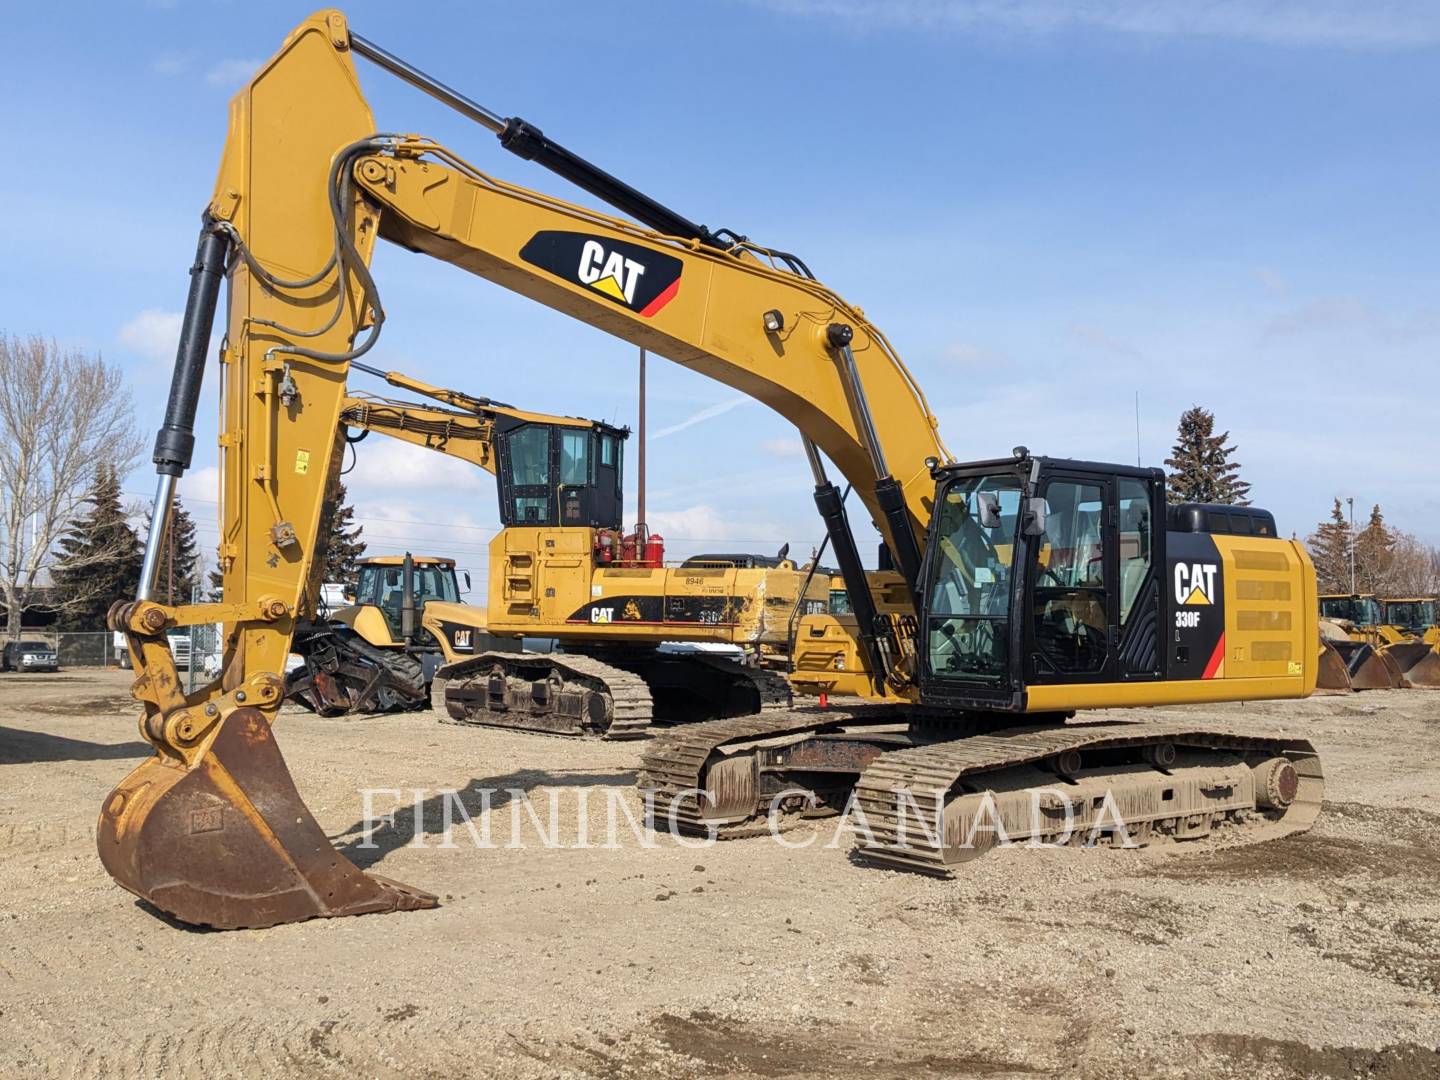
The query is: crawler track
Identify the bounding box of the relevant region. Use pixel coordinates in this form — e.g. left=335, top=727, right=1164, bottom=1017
left=641, top=713, right=1323, bottom=869
left=434, top=652, right=652, bottom=739
left=639, top=706, right=909, bottom=837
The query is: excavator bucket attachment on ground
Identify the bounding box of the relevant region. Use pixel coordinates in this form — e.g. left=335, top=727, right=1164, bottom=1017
left=1384, top=642, right=1440, bottom=689
left=98, top=708, right=437, bottom=929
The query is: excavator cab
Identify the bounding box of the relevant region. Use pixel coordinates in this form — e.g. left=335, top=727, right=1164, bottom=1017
left=493, top=418, right=627, bottom=529
left=913, top=452, right=1309, bottom=713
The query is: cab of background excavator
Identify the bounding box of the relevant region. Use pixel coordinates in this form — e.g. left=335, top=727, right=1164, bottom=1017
left=493, top=419, right=628, bottom=530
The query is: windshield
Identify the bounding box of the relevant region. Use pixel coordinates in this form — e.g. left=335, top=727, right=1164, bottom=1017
left=925, top=473, right=1021, bottom=684
left=1320, top=596, right=1382, bottom=625
left=19, top=641, right=49, bottom=651
left=358, top=563, right=460, bottom=609
left=1384, top=600, right=1435, bottom=630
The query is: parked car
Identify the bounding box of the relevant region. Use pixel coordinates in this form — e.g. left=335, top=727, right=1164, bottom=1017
left=2, top=640, right=60, bottom=673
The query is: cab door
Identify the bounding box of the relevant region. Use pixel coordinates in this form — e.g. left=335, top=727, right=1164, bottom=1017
left=1025, top=471, right=1163, bottom=685
left=1026, top=473, right=1116, bottom=684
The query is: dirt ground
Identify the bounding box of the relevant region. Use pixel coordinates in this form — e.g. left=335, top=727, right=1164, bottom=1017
left=2, top=669, right=1437, bottom=1079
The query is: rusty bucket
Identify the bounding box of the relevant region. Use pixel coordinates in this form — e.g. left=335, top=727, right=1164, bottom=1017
left=98, top=708, right=436, bottom=929
left=1385, top=642, right=1440, bottom=689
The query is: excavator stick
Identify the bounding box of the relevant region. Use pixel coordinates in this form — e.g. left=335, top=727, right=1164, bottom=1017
left=1383, top=642, right=1440, bottom=689
left=99, top=708, right=435, bottom=929
left=99, top=13, right=440, bottom=929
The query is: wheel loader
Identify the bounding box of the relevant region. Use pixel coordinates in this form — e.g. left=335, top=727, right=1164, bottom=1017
left=286, top=552, right=518, bottom=716
left=1315, top=592, right=1439, bottom=689
left=102, top=10, right=1324, bottom=929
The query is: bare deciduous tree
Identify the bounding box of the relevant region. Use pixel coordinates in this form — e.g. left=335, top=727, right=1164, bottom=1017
left=0, top=334, right=143, bottom=638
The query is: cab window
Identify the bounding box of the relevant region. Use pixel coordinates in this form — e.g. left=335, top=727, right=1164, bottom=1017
left=559, top=430, right=590, bottom=487
left=1032, top=480, right=1107, bottom=675
left=1117, top=478, right=1152, bottom=625
left=925, top=474, right=1021, bottom=684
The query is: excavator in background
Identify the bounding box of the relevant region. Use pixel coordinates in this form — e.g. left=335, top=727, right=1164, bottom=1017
left=1315, top=593, right=1440, bottom=690
left=286, top=363, right=821, bottom=730
left=103, top=10, right=1323, bottom=930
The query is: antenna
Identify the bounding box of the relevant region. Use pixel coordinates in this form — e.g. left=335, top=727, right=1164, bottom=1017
left=1134, top=390, right=1141, bottom=466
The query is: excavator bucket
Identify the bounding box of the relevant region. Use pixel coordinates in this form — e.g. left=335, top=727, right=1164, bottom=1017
left=98, top=708, right=437, bottom=929
left=1384, top=642, right=1440, bottom=689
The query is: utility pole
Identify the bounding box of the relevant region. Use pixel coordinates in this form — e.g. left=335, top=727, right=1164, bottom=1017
left=636, top=346, right=647, bottom=532
left=1346, top=496, right=1356, bottom=594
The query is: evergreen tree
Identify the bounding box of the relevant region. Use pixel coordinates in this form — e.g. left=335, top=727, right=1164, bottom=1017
left=1163, top=406, right=1252, bottom=506
left=50, top=464, right=142, bottom=629
left=320, top=482, right=367, bottom=585
left=1306, top=498, right=1352, bottom=594
left=1354, top=504, right=1396, bottom=593
left=146, top=495, right=202, bottom=605
left=207, top=563, right=224, bottom=601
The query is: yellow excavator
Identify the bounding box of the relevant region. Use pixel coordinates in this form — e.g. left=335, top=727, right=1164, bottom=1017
left=292, top=364, right=823, bottom=730
left=103, top=10, right=1324, bottom=929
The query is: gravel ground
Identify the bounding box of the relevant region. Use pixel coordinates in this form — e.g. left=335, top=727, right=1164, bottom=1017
left=2, top=669, right=1438, bottom=1079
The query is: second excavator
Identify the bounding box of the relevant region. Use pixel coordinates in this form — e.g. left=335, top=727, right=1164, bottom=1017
left=292, top=364, right=823, bottom=732
left=104, top=10, right=1324, bottom=929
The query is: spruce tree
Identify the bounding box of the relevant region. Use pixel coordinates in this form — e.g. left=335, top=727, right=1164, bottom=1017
left=320, top=482, right=367, bottom=585
left=146, top=495, right=202, bottom=605
left=1354, top=504, right=1396, bottom=593
left=1306, top=498, right=1352, bottom=594
left=1163, top=406, right=1252, bottom=506
left=51, top=464, right=143, bottom=629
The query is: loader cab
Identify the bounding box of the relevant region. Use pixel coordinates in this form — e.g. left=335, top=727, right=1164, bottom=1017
left=1319, top=594, right=1383, bottom=627
left=493, top=417, right=628, bottom=530
left=1380, top=598, right=1436, bottom=635
left=916, top=454, right=1172, bottom=711
left=354, top=556, right=462, bottom=639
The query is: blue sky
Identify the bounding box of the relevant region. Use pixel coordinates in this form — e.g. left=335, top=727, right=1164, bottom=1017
left=2, top=1, right=1436, bottom=590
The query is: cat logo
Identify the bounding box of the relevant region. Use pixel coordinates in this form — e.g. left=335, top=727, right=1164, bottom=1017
left=519, top=230, right=682, bottom=317
left=622, top=599, right=644, bottom=621
left=1174, top=562, right=1219, bottom=606
left=453, top=629, right=472, bottom=652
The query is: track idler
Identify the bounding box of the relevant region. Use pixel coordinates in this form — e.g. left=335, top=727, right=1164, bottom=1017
left=98, top=708, right=437, bottom=929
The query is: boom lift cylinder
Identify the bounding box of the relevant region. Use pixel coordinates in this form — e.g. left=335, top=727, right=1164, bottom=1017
left=138, top=221, right=230, bottom=599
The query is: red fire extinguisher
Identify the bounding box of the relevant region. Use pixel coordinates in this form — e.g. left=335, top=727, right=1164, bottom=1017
left=643, top=533, right=665, bottom=568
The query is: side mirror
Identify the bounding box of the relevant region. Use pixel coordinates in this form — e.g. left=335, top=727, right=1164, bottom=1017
left=1022, top=497, right=1049, bottom=536
left=464, top=571, right=472, bottom=591
left=976, top=492, right=1002, bottom=529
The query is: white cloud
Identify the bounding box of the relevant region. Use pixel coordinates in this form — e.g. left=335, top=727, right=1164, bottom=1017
left=178, top=466, right=219, bottom=505
left=761, top=437, right=805, bottom=458
left=1069, top=322, right=1144, bottom=361
left=205, top=58, right=261, bottom=90
left=118, top=309, right=181, bottom=364
left=650, top=397, right=750, bottom=440
left=944, top=342, right=1011, bottom=368
left=748, top=1, right=1440, bottom=48
left=345, top=440, right=491, bottom=496
left=150, top=51, right=191, bottom=77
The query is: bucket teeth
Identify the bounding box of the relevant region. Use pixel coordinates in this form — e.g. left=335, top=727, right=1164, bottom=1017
left=98, top=708, right=437, bottom=930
